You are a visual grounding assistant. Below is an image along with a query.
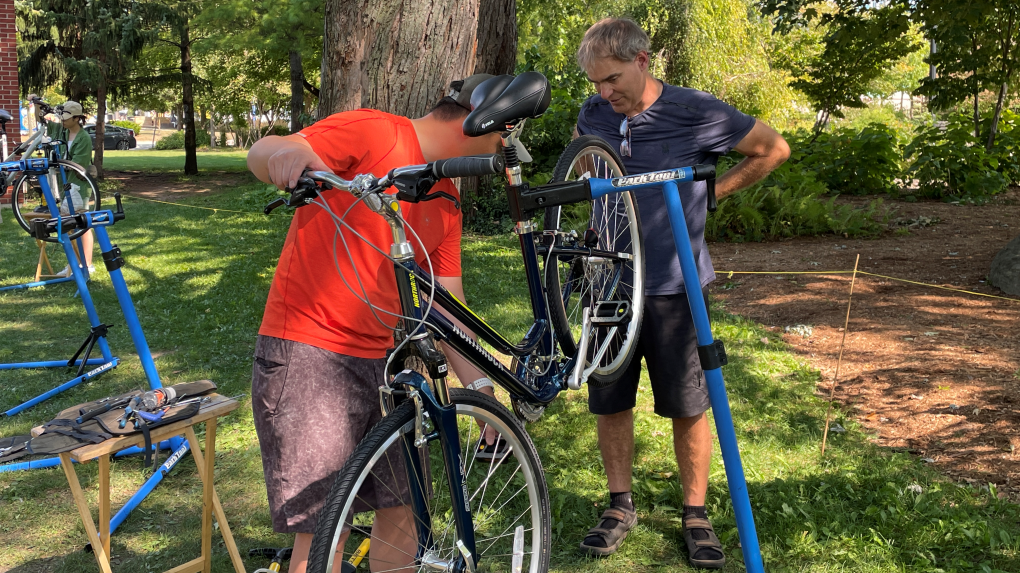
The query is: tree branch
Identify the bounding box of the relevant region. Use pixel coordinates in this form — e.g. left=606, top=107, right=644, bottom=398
left=302, top=76, right=320, bottom=97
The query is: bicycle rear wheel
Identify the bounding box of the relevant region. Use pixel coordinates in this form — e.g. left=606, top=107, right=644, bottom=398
left=543, top=135, right=644, bottom=388
left=11, top=159, right=100, bottom=242
left=308, top=388, right=551, bottom=573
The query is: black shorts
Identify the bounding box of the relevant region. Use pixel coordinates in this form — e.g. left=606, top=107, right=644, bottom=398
left=588, top=290, right=710, bottom=419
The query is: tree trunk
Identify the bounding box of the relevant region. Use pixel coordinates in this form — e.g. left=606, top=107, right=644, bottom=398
left=319, top=0, right=480, bottom=119
left=180, top=22, right=198, bottom=175
left=987, top=81, right=1009, bottom=149
left=290, top=49, right=304, bottom=132
left=474, top=0, right=516, bottom=75
left=209, top=106, right=217, bottom=148
left=94, top=77, right=107, bottom=179
left=973, top=87, right=980, bottom=139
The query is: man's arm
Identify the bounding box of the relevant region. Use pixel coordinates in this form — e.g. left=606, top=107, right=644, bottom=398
left=434, top=276, right=490, bottom=391
left=247, top=134, right=333, bottom=190
left=715, top=120, right=790, bottom=199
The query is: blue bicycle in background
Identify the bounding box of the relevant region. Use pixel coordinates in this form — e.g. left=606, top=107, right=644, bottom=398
left=264, top=72, right=763, bottom=573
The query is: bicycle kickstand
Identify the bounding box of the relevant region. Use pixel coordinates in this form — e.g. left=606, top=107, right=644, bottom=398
left=67, top=323, right=113, bottom=377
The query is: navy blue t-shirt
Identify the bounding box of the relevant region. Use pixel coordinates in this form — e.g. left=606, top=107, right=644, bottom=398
left=576, top=83, right=755, bottom=295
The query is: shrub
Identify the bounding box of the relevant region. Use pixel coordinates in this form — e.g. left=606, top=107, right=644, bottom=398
left=111, top=120, right=142, bottom=133
left=904, top=113, right=1009, bottom=200
left=986, top=109, right=1020, bottom=185
left=706, top=162, right=888, bottom=242
left=795, top=123, right=903, bottom=195
left=154, top=129, right=211, bottom=150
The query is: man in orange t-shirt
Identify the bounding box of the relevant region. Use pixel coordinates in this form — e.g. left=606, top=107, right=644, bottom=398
left=247, top=76, right=508, bottom=573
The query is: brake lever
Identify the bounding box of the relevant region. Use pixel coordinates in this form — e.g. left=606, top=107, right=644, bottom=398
left=420, top=190, right=461, bottom=210
left=263, top=175, right=325, bottom=215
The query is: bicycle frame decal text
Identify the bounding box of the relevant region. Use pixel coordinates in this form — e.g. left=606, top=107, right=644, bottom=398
left=409, top=273, right=421, bottom=309
left=611, top=168, right=690, bottom=188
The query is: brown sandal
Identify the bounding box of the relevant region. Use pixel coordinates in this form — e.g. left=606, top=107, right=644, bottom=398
left=578, top=506, right=638, bottom=557
left=682, top=516, right=726, bottom=569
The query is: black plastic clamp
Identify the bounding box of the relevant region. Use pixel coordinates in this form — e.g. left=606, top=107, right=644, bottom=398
left=697, top=339, right=728, bottom=371
left=102, top=245, right=125, bottom=271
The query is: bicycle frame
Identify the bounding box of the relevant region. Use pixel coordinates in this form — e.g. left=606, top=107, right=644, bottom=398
left=384, top=164, right=764, bottom=573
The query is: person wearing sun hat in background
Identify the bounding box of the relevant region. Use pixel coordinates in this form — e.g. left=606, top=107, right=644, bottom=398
left=26, top=98, right=96, bottom=276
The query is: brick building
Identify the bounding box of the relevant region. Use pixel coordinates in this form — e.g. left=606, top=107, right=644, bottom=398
left=0, top=0, right=17, bottom=147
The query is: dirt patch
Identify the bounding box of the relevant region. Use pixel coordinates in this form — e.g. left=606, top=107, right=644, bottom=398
left=106, top=170, right=249, bottom=201
left=710, top=190, right=1020, bottom=496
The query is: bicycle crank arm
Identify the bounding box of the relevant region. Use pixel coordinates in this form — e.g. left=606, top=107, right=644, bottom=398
left=568, top=307, right=620, bottom=391
left=568, top=308, right=592, bottom=390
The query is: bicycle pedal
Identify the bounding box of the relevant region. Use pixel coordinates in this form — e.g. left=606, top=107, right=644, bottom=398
left=590, top=301, right=631, bottom=327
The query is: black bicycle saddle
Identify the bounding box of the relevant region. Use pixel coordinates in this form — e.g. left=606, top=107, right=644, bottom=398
left=0, top=109, right=12, bottom=122
left=463, top=72, right=551, bottom=136
left=470, top=75, right=514, bottom=111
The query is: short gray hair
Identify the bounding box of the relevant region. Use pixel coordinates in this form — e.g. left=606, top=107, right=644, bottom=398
left=576, top=18, right=651, bottom=70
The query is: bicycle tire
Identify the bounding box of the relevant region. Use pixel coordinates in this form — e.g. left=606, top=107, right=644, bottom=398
left=543, top=135, right=645, bottom=388
left=308, top=388, right=551, bottom=573
left=11, top=158, right=101, bottom=242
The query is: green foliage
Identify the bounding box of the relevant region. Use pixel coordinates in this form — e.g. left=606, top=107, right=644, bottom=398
left=666, top=0, right=804, bottom=127
left=706, top=161, right=888, bottom=242
left=154, top=128, right=211, bottom=150
left=794, top=123, right=903, bottom=195
left=904, top=112, right=1011, bottom=200
left=111, top=120, right=142, bottom=133
left=986, top=109, right=1020, bottom=185
left=760, top=0, right=918, bottom=129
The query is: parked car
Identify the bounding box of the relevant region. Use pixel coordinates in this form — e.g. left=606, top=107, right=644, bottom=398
left=84, top=124, right=137, bottom=150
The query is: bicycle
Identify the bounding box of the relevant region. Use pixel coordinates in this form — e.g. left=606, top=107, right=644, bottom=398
left=261, top=71, right=732, bottom=573
left=2, top=97, right=101, bottom=241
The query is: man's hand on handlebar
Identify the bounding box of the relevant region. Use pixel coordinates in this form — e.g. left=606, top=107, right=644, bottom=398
left=248, top=134, right=334, bottom=190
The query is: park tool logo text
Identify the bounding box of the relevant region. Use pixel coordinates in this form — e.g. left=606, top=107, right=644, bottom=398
left=612, top=169, right=690, bottom=188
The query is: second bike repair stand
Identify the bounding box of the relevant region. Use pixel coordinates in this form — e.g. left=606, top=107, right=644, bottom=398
left=0, top=121, right=77, bottom=293
left=0, top=158, right=192, bottom=542
left=662, top=178, right=765, bottom=572
left=0, top=160, right=115, bottom=414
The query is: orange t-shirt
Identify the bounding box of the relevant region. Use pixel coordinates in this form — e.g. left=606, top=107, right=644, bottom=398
left=258, top=110, right=462, bottom=359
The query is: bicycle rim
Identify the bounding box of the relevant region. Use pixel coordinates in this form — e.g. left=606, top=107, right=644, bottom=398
left=309, top=389, right=551, bottom=573
left=543, top=135, right=645, bottom=387
left=11, top=159, right=100, bottom=242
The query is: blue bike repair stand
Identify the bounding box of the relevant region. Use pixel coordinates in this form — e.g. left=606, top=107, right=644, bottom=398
left=0, top=160, right=190, bottom=539
left=0, top=163, right=115, bottom=414
left=662, top=179, right=765, bottom=572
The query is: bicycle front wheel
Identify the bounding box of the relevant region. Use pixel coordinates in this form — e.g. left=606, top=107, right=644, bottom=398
left=308, top=388, right=551, bottom=573
left=11, top=159, right=100, bottom=242
left=543, top=135, right=645, bottom=388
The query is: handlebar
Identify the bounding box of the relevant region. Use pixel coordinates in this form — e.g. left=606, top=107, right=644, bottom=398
left=263, top=154, right=504, bottom=215
left=432, top=154, right=505, bottom=179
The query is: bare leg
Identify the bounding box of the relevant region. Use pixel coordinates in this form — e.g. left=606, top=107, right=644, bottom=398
left=81, top=230, right=94, bottom=268
left=672, top=412, right=711, bottom=505
left=597, top=409, right=634, bottom=492
left=370, top=505, right=418, bottom=572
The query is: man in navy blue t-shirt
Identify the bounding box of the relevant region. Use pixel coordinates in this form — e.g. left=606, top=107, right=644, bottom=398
left=573, top=18, right=790, bottom=569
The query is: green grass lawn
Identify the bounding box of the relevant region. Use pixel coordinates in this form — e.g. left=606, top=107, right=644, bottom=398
left=1, top=182, right=1019, bottom=572
left=101, top=149, right=249, bottom=173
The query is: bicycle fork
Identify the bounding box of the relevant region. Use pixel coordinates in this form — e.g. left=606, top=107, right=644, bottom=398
left=385, top=370, right=478, bottom=573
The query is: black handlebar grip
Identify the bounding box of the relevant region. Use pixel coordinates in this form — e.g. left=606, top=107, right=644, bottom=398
left=432, top=154, right=505, bottom=179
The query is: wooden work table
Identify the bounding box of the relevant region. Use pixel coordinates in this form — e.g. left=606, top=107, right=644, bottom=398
left=59, top=392, right=245, bottom=573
